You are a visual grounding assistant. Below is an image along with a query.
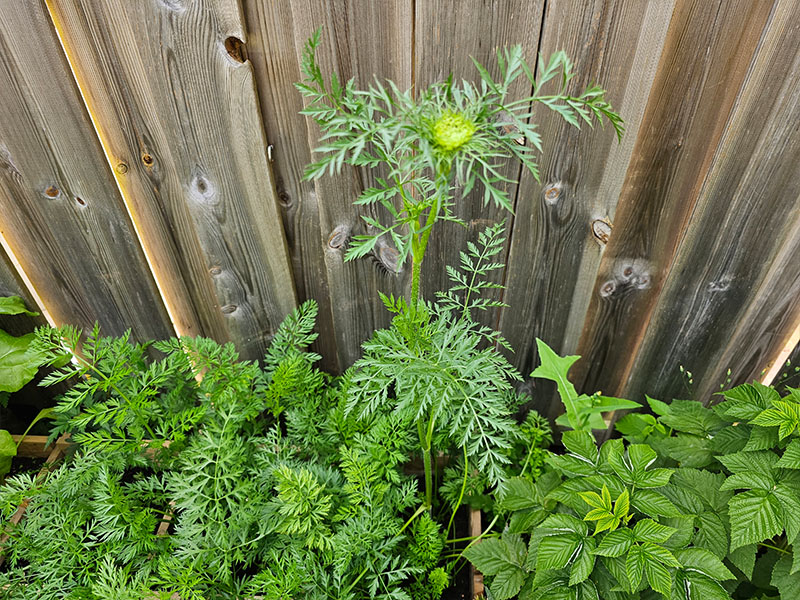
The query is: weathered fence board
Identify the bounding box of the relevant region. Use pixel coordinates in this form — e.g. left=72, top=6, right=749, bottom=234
left=0, top=0, right=172, bottom=343
left=0, top=0, right=797, bottom=421
left=414, top=0, right=544, bottom=316
left=45, top=0, right=296, bottom=360
left=497, top=0, right=676, bottom=412
left=574, top=0, right=774, bottom=402
left=0, top=249, right=43, bottom=337
left=624, top=0, right=800, bottom=405
left=245, top=0, right=412, bottom=368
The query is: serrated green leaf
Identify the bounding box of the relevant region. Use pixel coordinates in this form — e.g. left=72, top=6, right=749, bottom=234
left=642, top=541, right=682, bottom=568
left=719, top=470, right=775, bottom=491
left=680, top=570, right=732, bottom=600
left=540, top=513, right=589, bottom=536
left=659, top=400, right=725, bottom=436
left=773, top=483, right=800, bottom=541
left=777, top=438, right=800, bottom=469
left=626, top=545, right=646, bottom=590
left=694, top=513, right=728, bottom=559
left=593, top=529, right=635, bottom=557
left=536, top=533, right=583, bottom=572
left=656, top=435, right=715, bottom=468
left=771, top=554, right=800, bottom=599
left=490, top=567, right=527, bottom=600
left=632, top=489, right=681, bottom=518
left=727, top=543, right=756, bottom=579
left=743, top=425, right=779, bottom=451
left=579, top=489, right=610, bottom=511
left=637, top=468, right=674, bottom=489
left=717, top=450, right=779, bottom=474
left=562, top=430, right=599, bottom=463
left=569, top=537, right=596, bottom=585
left=614, top=489, right=630, bottom=520
left=644, top=558, right=672, bottom=596
left=634, top=519, right=677, bottom=544
left=673, top=548, right=734, bottom=581
left=628, top=444, right=658, bottom=472
left=548, top=453, right=597, bottom=476
left=728, top=489, right=783, bottom=550
left=500, top=477, right=541, bottom=511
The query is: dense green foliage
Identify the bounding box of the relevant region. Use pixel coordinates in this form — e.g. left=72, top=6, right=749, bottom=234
left=465, top=342, right=800, bottom=600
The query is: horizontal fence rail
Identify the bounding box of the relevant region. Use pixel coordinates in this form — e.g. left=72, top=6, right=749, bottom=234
left=1, top=0, right=798, bottom=423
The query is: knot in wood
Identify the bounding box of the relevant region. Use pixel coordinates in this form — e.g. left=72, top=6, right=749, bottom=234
left=220, top=304, right=237, bottom=314
left=327, top=225, right=349, bottom=250
left=44, top=186, right=59, bottom=198
left=631, top=273, right=651, bottom=289
left=224, top=37, right=246, bottom=64
left=141, top=154, right=154, bottom=166
left=209, top=266, right=222, bottom=276
left=116, top=162, right=129, bottom=174
left=599, top=280, right=617, bottom=297
left=543, top=183, right=562, bottom=204
left=591, top=218, right=612, bottom=245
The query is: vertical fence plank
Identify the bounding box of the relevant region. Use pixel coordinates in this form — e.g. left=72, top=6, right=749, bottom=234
left=626, top=0, right=800, bottom=403
left=414, top=0, right=544, bottom=316
left=0, top=1, right=173, bottom=343
left=245, top=0, right=413, bottom=369
left=497, top=0, right=676, bottom=412
left=574, top=0, right=774, bottom=405
left=46, top=0, right=296, bottom=360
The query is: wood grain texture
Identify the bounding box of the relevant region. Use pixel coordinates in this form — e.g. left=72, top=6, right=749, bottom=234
left=245, top=0, right=413, bottom=369
left=497, top=0, right=676, bottom=414
left=414, top=0, right=544, bottom=317
left=46, top=0, right=296, bottom=360
left=573, top=0, right=774, bottom=404
left=625, top=0, right=800, bottom=405
left=0, top=1, right=172, bottom=343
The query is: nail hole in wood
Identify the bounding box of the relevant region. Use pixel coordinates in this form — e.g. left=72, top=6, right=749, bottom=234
left=116, top=163, right=128, bottom=174
left=591, top=218, right=612, bottom=245
left=544, top=183, right=562, bottom=204
left=142, top=154, right=154, bottom=166
left=75, top=196, right=85, bottom=206
left=599, top=280, right=616, bottom=297
left=328, top=225, right=349, bottom=250
left=224, top=37, right=246, bottom=63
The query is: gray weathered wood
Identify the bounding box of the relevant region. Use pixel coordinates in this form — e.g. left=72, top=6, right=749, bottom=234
left=46, top=0, right=296, bottom=360
left=0, top=249, right=44, bottom=337
left=573, top=0, right=774, bottom=406
left=0, top=0, right=172, bottom=342
left=245, top=0, right=412, bottom=369
left=497, top=0, right=676, bottom=414
left=625, top=0, right=800, bottom=405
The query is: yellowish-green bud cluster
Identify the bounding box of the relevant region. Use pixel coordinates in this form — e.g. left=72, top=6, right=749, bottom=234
left=432, top=111, right=476, bottom=152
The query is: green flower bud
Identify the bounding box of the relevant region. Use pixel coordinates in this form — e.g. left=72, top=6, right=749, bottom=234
left=432, top=111, right=476, bottom=151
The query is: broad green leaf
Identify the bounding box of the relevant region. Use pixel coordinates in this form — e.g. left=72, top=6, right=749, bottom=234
left=693, top=513, right=728, bottom=559
left=569, top=538, right=596, bottom=585
left=0, top=331, right=41, bottom=393
left=490, top=567, right=527, bottom=600
left=641, top=542, right=681, bottom=568
left=777, top=438, right=800, bottom=469
left=644, top=558, right=672, bottom=596
left=500, top=477, right=540, bottom=511
left=626, top=545, right=646, bottom=590
left=536, top=533, right=582, bottom=571
left=793, top=531, right=800, bottom=575
left=646, top=395, right=671, bottom=416
left=593, top=529, right=635, bottom=557
left=678, top=570, right=732, bottom=600
left=636, top=468, right=674, bottom=489
left=657, top=435, right=714, bottom=468
left=771, top=554, right=800, bottom=600
left=728, top=489, right=783, bottom=549
left=562, top=430, right=598, bottom=463
left=743, top=425, right=779, bottom=451
left=719, top=470, right=775, bottom=492
left=540, top=513, right=588, bottom=536
left=658, top=400, right=724, bottom=436
left=661, top=515, right=696, bottom=549
left=579, top=489, right=610, bottom=511
left=628, top=444, right=658, bottom=472
left=717, top=450, right=779, bottom=474
left=632, top=489, right=681, bottom=518
left=0, top=429, right=16, bottom=478
left=673, top=548, right=734, bottom=581
left=547, top=453, right=597, bottom=476
left=634, top=519, right=677, bottom=544
left=464, top=535, right=526, bottom=579
left=727, top=544, right=756, bottom=579
left=531, top=340, right=582, bottom=429
left=670, top=469, right=731, bottom=512
left=0, top=296, right=38, bottom=316
left=509, top=508, right=548, bottom=534
left=614, top=489, right=630, bottom=520
left=773, top=483, right=800, bottom=540
left=720, top=382, right=778, bottom=419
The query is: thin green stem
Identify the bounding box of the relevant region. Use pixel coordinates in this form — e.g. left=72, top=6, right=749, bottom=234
left=446, top=446, right=469, bottom=539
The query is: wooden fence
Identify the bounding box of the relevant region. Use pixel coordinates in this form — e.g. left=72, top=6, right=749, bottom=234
left=1, top=0, right=799, bottom=418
